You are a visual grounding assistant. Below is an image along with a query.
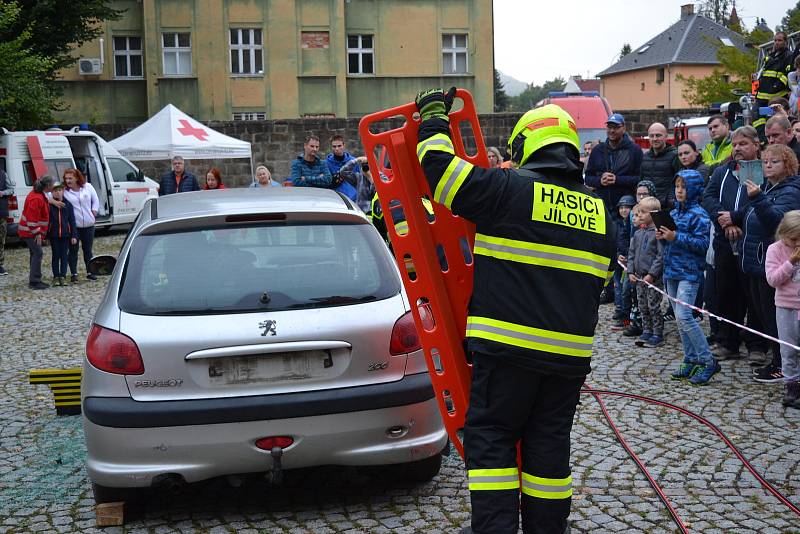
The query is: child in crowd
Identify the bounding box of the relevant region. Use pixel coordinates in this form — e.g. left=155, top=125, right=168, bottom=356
left=612, top=195, right=636, bottom=328
left=628, top=196, right=665, bottom=347
left=765, top=210, right=800, bottom=408
left=47, top=182, right=78, bottom=286
left=660, top=170, right=717, bottom=385
left=620, top=180, right=659, bottom=337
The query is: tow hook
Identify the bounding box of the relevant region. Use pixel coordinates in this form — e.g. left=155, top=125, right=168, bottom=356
left=265, top=446, right=283, bottom=485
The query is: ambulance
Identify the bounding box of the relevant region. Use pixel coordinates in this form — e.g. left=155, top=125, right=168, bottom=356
left=0, top=127, right=159, bottom=237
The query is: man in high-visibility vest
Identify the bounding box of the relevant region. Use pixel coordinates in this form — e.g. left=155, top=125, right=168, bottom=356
left=753, top=31, right=797, bottom=138
left=414, top=88, right=616, bottom=534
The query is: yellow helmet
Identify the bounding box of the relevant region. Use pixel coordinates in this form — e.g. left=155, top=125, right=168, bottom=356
left=507, top=104, right=580, bottom=166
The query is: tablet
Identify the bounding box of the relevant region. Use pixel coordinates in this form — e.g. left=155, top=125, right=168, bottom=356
left=650, top=209, right=677, bottom=232
left=738, top=160, right=763, bottom=186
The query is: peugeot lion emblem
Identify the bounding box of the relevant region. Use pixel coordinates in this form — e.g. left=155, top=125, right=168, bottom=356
left=259, top=319, right=277, bottom=337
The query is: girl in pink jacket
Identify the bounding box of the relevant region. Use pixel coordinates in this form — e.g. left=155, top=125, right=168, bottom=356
left=765, top=210, right=800, bottom=409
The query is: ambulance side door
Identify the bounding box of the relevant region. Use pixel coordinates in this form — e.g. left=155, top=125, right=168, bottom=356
left=106, top=157, right=147, bottom=224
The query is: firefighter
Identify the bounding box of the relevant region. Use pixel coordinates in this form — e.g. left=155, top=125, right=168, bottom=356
left=754, top=31, right=797, bottom=136
left=414, top=88, right=616, bottom=534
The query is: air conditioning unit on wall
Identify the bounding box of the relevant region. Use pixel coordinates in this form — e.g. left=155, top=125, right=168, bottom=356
left=78, top=58, right=102, bottom=75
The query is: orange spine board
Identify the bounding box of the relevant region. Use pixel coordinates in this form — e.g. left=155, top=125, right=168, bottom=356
left=358, top=90, right=489, bottom=458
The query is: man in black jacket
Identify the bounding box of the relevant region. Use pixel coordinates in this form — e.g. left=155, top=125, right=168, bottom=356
left=584, top=113, right=642, bottom=215
left=159, top=156, right=200, bottom=195
left=640, top=123, right=680, bottom=209
left=585, top=113, right=642, bottom=304
left=701, top=126, right=768, bottom=362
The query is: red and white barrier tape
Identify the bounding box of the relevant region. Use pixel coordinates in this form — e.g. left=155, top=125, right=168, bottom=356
left=617, top=260, right=800, bottom=353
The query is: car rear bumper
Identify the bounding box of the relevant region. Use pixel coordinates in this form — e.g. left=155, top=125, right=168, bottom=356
left=84, top=371, right=435, bottom=428
left=83, top=394, right=447, bottom=488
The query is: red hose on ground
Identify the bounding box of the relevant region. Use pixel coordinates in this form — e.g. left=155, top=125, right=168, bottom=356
left=583, top=385, right=690, bottom=533
left=582, top=386, right=800, bottom=526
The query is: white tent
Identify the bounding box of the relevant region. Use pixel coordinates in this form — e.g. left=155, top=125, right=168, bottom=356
left=109, top=104, right=252, bottom=161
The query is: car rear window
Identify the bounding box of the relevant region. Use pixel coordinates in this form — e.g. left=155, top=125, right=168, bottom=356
left=118, top=222, right=401, bottom=315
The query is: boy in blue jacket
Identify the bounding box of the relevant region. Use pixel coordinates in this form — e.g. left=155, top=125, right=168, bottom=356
left=47, top=182, right=78, bottom=286
left=658, top=170, right=718, bottom=385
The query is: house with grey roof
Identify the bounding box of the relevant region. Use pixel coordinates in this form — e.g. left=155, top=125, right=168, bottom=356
left=597, top=4, right=748, bottom=110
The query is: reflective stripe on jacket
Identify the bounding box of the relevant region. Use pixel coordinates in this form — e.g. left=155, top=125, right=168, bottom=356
left=417, top=118, right=616, bottom=377
left=18, top=191, right=50, bottom=239
left=756, top=49, right=795, bottom=101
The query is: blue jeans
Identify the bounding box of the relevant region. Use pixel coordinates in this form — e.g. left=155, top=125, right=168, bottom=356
left=665, top=279, right=713, bottom=367
left=50, top=237, right=70, bottom=277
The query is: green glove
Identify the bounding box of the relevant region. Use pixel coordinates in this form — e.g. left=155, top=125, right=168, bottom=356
left=415, top=87, right=456, bottom=122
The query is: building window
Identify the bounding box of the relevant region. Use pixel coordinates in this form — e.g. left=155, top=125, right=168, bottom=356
left=113, top=36, right=143, bottom=78
left=442, top=34, right=468, bottom=74
left=233, top=112, right=266, bottom=121
left=162, top=32, right=192, bottom=76
left=656, top=67, right=665, bottom=84
left=347, top=35, right=374, bottom=75
left=641, top=82, right=646, bottom=91
left=230, top=28, right=263, bottom=75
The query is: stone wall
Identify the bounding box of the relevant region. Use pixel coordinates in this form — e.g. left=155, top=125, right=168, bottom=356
left=92, top=107, right=707, bottom=188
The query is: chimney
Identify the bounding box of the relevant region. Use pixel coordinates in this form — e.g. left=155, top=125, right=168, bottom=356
left=681, top=4, right=694, bottom=18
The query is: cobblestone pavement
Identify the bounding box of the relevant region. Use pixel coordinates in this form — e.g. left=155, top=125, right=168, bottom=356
left=2, top=232, right=800, bottom=533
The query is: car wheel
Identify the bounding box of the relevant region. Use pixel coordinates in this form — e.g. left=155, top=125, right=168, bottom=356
left=91, top=482, right=137, bottom=504
left=391, top=452, right=443, bottom=484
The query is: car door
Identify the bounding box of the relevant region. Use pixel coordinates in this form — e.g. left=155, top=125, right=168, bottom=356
left=106, top=157, right=148, bottom=224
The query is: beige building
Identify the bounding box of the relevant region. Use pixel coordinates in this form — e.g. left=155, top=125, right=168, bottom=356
left=56, top=0, right=494, bottom=123
left=597, top=4, right=747, bottom=109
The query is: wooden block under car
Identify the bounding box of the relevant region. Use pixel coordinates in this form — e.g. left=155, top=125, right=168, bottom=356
left=95, top=502, right=124, bottom=526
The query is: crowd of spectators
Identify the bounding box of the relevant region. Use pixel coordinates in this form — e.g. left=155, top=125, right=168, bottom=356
left=584, top=105, right=800, bottom=406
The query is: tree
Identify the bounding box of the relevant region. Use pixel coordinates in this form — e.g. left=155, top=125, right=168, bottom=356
left=0, top=0, right=122, bottom=77
left=0, top=2, right=59, bottom=129
left=619, top=43, right=632, bottom=60
left=494, top=69, right=509, bottom=112
left=782, top=1, right=800, bottom=34
left=699, top=0, right=732, bottom=25
left=676, top=26, right=773, bottom=106
left=510, top=77, right=566, bottom=111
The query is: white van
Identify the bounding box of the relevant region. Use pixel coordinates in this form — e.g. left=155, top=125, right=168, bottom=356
left=0, top=127, right=158, bottom=237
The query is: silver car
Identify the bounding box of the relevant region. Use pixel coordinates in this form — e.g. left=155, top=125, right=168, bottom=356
left=82, top=188, right=447, bottom=503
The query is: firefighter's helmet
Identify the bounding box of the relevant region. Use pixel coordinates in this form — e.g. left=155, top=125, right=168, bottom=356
left=507, top=104, right=580, bottom=166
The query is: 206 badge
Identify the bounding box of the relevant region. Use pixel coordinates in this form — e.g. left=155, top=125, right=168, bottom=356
left=259, top=319, right=277, bottom=337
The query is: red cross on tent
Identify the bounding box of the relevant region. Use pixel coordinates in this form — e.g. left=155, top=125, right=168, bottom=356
left=177, top=119, right=209, bottom=141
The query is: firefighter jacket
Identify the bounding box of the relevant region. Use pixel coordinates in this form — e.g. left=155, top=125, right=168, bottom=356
left=757, top=46, right=796, bottom=102
left=417, top=118, right=617, bottom=377
left=18, top=191, right=50, bottom=239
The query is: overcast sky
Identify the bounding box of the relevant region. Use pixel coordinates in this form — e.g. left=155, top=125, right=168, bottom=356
left=494, top=0, right=796, bottom=85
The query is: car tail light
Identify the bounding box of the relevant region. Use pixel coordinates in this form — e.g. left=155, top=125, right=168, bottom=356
left=390, top=310, right=422, bottom=355
left=86, top=324, right=144, bottom=375
left=7, top=195, right=18, bottom=211
left=255, top=436, right=294, bottom=450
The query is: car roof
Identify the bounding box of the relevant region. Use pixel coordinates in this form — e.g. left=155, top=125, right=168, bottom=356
left=153, top=187, right=360, bottom=221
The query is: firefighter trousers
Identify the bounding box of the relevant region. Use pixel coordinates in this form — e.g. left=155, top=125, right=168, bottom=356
left=464, top=352, right=585, bottom=534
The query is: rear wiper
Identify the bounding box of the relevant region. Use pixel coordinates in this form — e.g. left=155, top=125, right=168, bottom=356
left=151, top=308, right=229, bottom=315
left=311, top=295, right=377, bottom=304
left=286, top=295, right=378, bottom=308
